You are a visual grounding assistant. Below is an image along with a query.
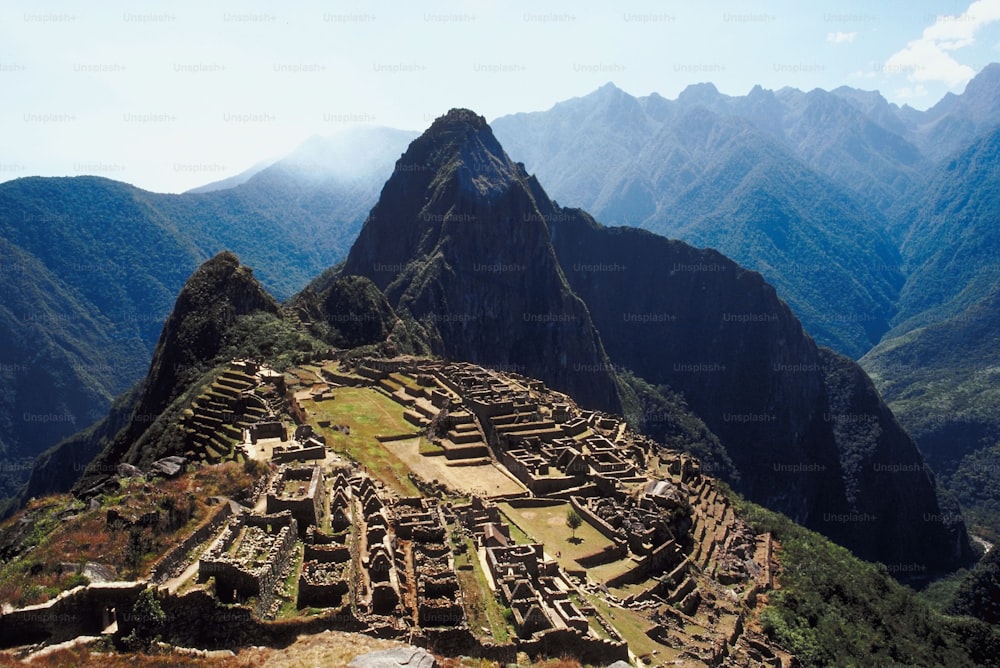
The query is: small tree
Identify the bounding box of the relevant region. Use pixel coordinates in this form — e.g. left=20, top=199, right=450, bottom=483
left=566, top=509, right=583, bottom=541
left=123, top=586, right=165, bottom=650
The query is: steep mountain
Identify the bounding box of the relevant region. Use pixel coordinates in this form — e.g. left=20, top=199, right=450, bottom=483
left=862, top=128, right=1000, bottom=538
left=0, top=237, right=140, bottom=470
left=649, top=113, right=902, bottom=356
left=19, top=251, right=323, bottom=503
left=0, top=131, right=411, bottom=497
left=910, top=63, right=1000, bottom=162
left=892, top=126, right=1000, bottom=327
left=10, top=252, right=347, bottom=507
left=318, top=109, right=969, bottom=575
left=542, top=206, right=969, bottom=573
left=951, top=541, right=1000, bottom=624
left=492, top=85, right=903, bottom=358
left=0, top=177, right=203, bottom=499
left=290, top=274, right=416, bottom=352
left=331, top=109, right=622, bottom=412
left=73, top=252, right=280, bottom=489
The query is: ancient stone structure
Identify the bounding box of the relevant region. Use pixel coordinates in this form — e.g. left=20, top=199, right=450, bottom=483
left=198, top=510, right=298, bottom=615
left=266, top=465, right=324, bottom=534
left=0, top=355, right=788, bottom=666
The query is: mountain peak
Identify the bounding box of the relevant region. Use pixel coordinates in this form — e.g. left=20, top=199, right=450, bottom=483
left=337, top=113, right=622, bottom=412
left=396, top=107, right=519, bottom=200
left=428, top=107, right=490, bottom=133
left=960, top=62, right=1000, bottom=110
left=678, top=81, right=722, bottom=106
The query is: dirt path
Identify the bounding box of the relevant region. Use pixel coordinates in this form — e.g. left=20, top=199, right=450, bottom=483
left=164, top=558, right=200, bottom=594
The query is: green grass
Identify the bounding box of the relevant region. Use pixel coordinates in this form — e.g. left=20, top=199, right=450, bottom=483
left=276, top=543, right=304, bottom=619
left=498, top=502, right=614, bottom=565
left=453, top=532, right=511, bottom=643
left=302, top=387, right=421, bottom=496
left=580, top=590, right=677, bottom=662
left=389, top=372, right=422, bottom=392
left=419, top=440, right=445, bottom=456
left=587, top=563, right=642, bottom=590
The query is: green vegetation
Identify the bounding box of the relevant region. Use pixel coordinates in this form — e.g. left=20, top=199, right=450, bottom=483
left=950, top=545, right=1000, bottom=624
left=920, top=568, right=971, bottom=614
left=862, top=291, right=1000, bottom=541
left=729, top=491, right=1000, bottom=667
left=122, top=586, right=166, bottom=650
left=0, top=163, right=380, bottom=508
left=303, top=387, right=420, bottom=496
left=419, top=440, right=445, bottom=456
left=275, top=543, right=304, bottom=619
left=452, top=532, right=510, bottom=643
left=616, top=370, right=734, bottom=479
left=565, top=509, right=582, bottom=541
left=498, top=502, right=613, bottom=566
left=579, top=590, right=675, bottom=663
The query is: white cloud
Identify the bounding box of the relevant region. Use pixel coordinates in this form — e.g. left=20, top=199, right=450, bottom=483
left=894, top=84, right=929, bottom=100
left=884, top=0, right=1000, bottom=87
left=827, top=32, right=856, bottom=44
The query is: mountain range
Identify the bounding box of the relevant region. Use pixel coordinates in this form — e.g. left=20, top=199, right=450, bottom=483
left=0, top=127, right=412, bottom=499
left=2, top=67, right=999, bottom=564
left=487, top=65, right=1000, bottom=541
left=14, top=110, right=969, bottom=584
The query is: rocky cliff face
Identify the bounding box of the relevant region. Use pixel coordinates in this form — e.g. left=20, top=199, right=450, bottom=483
left=291, top=275, right=399, bottom=350
left=337, top=109, right=621, bottom=412
left=818, top=349, right=971, bottom=571
left=543, top=208, right=841, bottom=521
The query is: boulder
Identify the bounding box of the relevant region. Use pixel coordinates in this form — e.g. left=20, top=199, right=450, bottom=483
left=347, top=646, right=437, bottom=668
left=150, top=455, right=187, bottom=478
left=116, top=463, right=144, bottom=479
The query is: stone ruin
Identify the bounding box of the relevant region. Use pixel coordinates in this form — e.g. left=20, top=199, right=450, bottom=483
left=298, top=539, right=351, bottom=609
left=390, top=498, right=465, bottom=629
left=266, top=464, right=324, bottom=536
left=198, top=510, right=298, bottom=616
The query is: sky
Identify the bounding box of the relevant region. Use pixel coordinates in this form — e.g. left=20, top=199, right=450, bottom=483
left=2, top=0, right=999, bottom=193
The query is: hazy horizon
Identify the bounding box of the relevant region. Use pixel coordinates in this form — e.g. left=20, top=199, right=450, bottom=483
left=2, top=0, right=998, bottom=193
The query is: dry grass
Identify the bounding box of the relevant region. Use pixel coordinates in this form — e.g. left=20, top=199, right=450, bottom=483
left=497, top=503, right=614, bottom=565
left=0, top=633, right=589, bottom=668
left=0, top=461, right=264, bottom=608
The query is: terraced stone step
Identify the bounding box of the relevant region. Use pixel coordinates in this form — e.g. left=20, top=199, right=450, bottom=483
left=445, top=457, right=492, bottom=467
left=440, top=441, right=489, bottom=461
left=210, top=383, right=240, bottom=399
left=450, top=411, right=475, bottom=425
left=217, top=375, right=253, bottom=390
left=446, top=429, right=481, bottom=445
left=490, top=411, right=537, bottom=427
left=404, top=410, right=428, bottom=428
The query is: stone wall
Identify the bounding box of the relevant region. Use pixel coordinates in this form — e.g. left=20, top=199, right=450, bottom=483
left=266, top=465, right=323, bottom=533
left=198, top=511, right=298, bottom=616
left=150, top=500, right=235, bottom=584
left=0, top=582, right=145, bottom=648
